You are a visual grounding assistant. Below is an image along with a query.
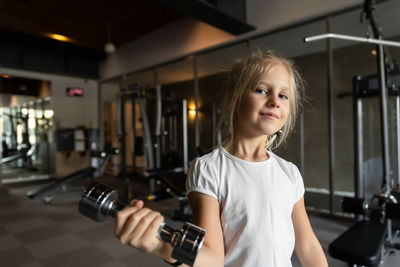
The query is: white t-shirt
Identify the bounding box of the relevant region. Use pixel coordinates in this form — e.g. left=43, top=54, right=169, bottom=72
left=186, top=146, right=305, bottom=267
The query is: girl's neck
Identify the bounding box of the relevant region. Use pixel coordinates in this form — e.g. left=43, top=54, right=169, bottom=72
left=223, top=136, right=269, bottom=162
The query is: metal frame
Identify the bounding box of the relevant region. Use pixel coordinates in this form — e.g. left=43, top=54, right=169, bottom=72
left=326, top=17, right=335, bottom=215
left=397, top=95, right=400, bottom=187
left=353, top=76, right=364, bottom=200
left=155, top=68, right=162, bottom=169
left=193, top=57, right=200, bottom=149
left=182, top=99, right=189, bottom=174
left=304, top=33, right=400, bottom=48
left=155, top=84, right=162, bottom=169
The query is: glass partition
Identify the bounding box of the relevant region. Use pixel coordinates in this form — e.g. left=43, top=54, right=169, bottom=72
left=158, top=57, right=195, bottom=162
left=123, top=69, right=155, bottom=171
left=196, top=43, right=248, bottom=78
left=125, top=69, right=156, bottom=89
left=196, top=42, right=248, bottom=150
left=99, top=77, right=122, bottom=174
left=330, top=9, right=378, bottom=213
left=250, top=20, right=326, bottom=59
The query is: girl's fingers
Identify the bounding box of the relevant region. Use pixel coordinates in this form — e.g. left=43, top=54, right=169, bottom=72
left=114, top=201, right=165, bottom=254
left=129, top=211, right=162, bottom=241
left=130, top=199, right=144, bottom=207
left=119, top=208, right=152, bottom=243
left=139, top=215, right=165, bottom=250
left=129, top=213, right=165, bottom=253
left=114, top=204, right=144, bottom=236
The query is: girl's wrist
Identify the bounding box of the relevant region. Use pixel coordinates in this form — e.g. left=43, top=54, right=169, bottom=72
left=153, top=242, right=175, bottom=262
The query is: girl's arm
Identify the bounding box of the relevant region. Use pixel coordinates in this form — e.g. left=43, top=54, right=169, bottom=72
left=186, top=191, right=225, bottom=267
left=292, top=197, right=328, bottom=267
left=114, top=193, right=224, bottom=267
left=160, top=191, right=225, bottom=266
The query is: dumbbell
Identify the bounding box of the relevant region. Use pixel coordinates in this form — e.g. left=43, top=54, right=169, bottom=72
left=79, top=183, right=205, bottom=266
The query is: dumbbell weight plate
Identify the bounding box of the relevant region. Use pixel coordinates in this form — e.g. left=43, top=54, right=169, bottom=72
left=79, top=183, right=120, bottom=222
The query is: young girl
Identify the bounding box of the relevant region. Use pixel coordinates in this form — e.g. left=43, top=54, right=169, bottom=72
left=114, top=50, right=328, bottom=267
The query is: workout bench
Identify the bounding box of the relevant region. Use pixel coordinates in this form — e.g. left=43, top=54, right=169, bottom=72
left=329, top=220, right=387, bottom=267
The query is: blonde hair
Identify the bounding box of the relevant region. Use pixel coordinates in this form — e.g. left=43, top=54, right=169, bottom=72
left=219, top=49, right=305, bottom=151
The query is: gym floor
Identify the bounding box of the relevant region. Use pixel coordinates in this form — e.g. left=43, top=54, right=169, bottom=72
left=0, top=175, right=399, bottom=267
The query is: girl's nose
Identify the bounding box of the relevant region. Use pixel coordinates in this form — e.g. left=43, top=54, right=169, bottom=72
left=267, top=95, right=280, bottom=108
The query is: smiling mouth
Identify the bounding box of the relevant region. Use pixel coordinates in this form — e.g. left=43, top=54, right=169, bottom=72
left=260, top=112, right=279, bottom=119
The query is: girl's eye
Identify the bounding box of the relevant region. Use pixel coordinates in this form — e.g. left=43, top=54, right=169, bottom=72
left=255, top=88, right=267, bottom=94
left=279, top=94, right=288, bottom=100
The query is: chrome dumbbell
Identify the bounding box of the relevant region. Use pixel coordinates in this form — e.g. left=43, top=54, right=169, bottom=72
left=79, top=183, right=205, bottom=266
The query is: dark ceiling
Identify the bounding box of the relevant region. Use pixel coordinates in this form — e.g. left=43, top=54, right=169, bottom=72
left=0, top=0, right=183, bottom=51
left=0, top=0, right=255, bottom=53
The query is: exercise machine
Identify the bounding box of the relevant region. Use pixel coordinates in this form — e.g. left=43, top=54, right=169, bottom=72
left=115, top=83, right=193, bottom=220
left=329, top=196, right=400, bottom=266
left=305, top=1, right=400, bottom=266
left=0, top=142, right=38, bottom=165
left=1, top=97, right=55, bottom=183
left=0, top=111, right=36, bottom=168
left=79, top=183, right=205, bottom=266
left=327, top=70, right=400, bottom=266
left=27, top=147, right=118, bottom=203
left=27, top=129, right=119, bottom=203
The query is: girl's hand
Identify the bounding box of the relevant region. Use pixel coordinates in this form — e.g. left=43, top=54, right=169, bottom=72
left=114, top=200, right=167, bottom=257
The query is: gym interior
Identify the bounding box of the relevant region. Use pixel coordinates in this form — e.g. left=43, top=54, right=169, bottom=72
left=1, top=0, right=400, bottom=266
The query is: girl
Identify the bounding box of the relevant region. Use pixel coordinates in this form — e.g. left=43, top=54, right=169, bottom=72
left=115, top=50, right=328, bottom=267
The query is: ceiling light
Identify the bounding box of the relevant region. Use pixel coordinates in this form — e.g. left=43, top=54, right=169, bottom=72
left=104, top=19, right=116, bottom=54
left=47, top=33, right=73, bottom=42
left=104, top=42, right=116, bottom=53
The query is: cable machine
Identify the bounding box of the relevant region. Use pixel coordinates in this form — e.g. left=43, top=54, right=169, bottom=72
left=116, top=83, right=192, bottom=220
left=305, top=0, right=400, bottom=265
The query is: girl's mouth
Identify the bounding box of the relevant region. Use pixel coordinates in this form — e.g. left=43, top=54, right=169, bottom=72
left=260, top=112, right=279, bottom=119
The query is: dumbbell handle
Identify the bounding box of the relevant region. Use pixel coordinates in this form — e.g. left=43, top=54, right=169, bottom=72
left=104, top=201, right=126, bottom=217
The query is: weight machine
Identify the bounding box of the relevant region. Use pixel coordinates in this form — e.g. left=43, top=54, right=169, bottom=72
left=0, top=110, right=34, bottom=168
left=27, top=129, right=119, bottom=203
left=305, top=1, right=400, bottom=266
left=115, top=83, right=192, bottom=220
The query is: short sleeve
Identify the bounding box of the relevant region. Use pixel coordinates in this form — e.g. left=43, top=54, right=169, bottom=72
left=292, top=164, right=305, bottom=203
left=186, top=158, right=219, bottom=200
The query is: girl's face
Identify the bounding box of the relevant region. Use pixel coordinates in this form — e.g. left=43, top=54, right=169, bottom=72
left=236, top=63, right=291, bottom=137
